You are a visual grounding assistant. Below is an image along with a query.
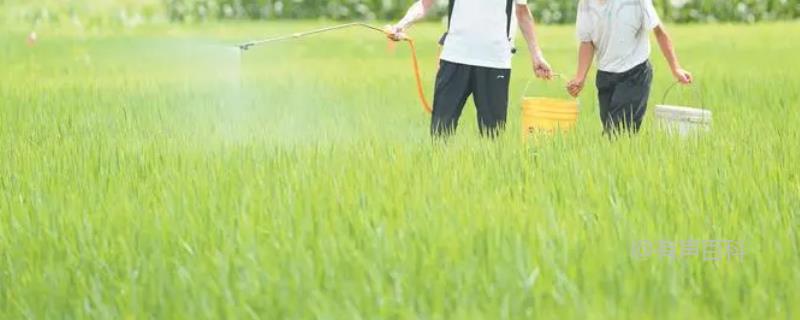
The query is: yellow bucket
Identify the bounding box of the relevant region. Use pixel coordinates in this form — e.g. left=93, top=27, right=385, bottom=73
left=521, top=79, right=579, bottom=138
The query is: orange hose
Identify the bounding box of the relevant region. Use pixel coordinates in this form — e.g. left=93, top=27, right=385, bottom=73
left=403, top=39, right=432, bottom=114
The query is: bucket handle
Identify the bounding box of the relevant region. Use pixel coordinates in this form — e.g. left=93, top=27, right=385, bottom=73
left=661, top=81, right=704, bottom=110
left=521, top=74, right=578, bottom=104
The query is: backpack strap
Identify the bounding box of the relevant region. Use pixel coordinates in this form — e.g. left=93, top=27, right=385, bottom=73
left=438, top=0, right=517, bottom=54
left=438, top=0, right=456, bottom=45
left=507, top=0, right=517, bottom=54
left=506, top=0, right=513, bottom=39
left=448, top=0, right=456, bottom=28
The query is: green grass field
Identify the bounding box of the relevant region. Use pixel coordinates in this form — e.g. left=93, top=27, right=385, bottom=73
left=1, top=21, right=799, bottom=319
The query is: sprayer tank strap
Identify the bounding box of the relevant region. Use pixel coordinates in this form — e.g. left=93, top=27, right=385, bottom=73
left=448, top=0, right=456, bottom=29
left=439, top=0, right=515, bottom=47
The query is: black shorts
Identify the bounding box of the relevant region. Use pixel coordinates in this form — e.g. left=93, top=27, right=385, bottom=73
left=596, top=61, right=654, bottom=134
left=431, top=60, right=511, bottom=137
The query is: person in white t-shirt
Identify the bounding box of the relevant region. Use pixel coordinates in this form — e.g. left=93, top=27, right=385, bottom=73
left=387, top=0, right=553, bottom=137
left=566, top=0, right=693, bottom=135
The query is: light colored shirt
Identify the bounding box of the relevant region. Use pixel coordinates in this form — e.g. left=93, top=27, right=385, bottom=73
left=440, top=0, right=527, bottom=70
left=576, top=0, right=662, bottom=73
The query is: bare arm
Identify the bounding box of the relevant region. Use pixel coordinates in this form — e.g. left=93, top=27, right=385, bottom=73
left=654, top=25, right=692, bottom=84
left=387, top=0, right=435, bottom=40
left=516, top=4, right=552, bottom=79
left=567, top=41, right=595, bottom=97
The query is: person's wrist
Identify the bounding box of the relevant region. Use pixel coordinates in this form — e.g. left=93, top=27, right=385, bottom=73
left=531, top=48, right=544, bottom=61
left=396, top=19, right=413, bottom=31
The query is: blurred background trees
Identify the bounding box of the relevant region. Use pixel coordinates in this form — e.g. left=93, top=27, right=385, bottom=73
left=2, top=0, right=798, bottom=27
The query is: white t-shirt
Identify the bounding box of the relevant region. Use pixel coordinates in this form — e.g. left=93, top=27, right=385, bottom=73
left=440, top=0, right=527, bottom=70
left=576, top=0, right=662, bottom=73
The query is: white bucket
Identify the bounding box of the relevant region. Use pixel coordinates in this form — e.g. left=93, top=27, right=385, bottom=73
left=654, top=104, right=712, bottom=136
left=654, top=83, right=711, bottom=137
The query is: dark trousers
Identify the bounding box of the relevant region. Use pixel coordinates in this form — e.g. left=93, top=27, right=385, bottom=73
left=596, top=61, right=653, bottom=135
left=431, top=60, right=511, bottom=137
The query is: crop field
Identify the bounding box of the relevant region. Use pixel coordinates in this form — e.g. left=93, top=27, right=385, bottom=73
left=1, top=22, right=799, bottom=318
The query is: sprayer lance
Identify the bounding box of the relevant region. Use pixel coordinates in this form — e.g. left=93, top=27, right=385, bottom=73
left=237, top=22, right=399, bottom=51
left=234, top=22, right=427, bottom=114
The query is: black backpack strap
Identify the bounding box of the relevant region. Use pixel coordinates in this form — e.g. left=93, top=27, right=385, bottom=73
left=448, top=0, right=456, bottom=28
left=507, top=0, right=517, bottom=54
left=439, top=0, right=456, bottom=45
left=506, top=0, right=513, bottom=39
left=439, top=0, right=516, bottom=54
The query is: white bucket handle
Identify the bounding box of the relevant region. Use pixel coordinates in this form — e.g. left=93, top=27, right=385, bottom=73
left=661, top=81, right=705, bottom=110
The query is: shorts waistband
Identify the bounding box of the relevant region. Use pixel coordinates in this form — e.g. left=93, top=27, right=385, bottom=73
left=598, top=60, right=651, bottom=76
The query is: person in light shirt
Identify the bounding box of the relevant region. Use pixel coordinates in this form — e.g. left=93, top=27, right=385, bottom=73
left=566, top=0, right=693, bottom=135
left=387, top=0, right=553, bottom=137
